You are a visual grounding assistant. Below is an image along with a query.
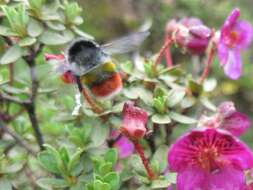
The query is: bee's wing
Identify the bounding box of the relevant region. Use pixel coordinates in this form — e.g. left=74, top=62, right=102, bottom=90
left=101, top=31, right=150, bottom=55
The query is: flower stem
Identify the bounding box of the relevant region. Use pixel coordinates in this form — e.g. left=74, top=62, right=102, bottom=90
left=199, top=31, right=216, bottom=83
left=164, top=35, right=173, bottom=67
left=133, top=140, right=155, bottom=180
left=155, top=37, right=173, bottom=67
left=75, top=76, right=103, bottom=114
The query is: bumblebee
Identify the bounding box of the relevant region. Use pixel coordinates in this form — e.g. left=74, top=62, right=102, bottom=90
left=62, top=31, right=149, bottom=99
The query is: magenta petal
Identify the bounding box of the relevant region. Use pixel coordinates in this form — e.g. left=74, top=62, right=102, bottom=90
left=235, top=20, right=253, bottom=49
left=221, top=111, right=250, bottom=137
left=114, top=136, right=134, bottom=158
left=177, top=167, right=246, bottom=190
left=177, top=167, right=206, bottom=190
left=218, top=42, right=229, bottom=66
left=208, top=167, right=246, bottom=190
left=223, top=140, right=253, bottom=170
left=223, top=50, right=242, bottom=80
left=223, top=8, right=240, bottom=30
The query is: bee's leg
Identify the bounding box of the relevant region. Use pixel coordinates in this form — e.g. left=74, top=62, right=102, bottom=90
left=75, top=76, right=103, bottom=114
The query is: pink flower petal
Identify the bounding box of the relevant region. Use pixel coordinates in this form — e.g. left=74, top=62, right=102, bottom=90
left=218, top=42, right=229, bottom=66
left=223, top=49, right=242, bottom=80
left=222, top=8, right=240, bottom=33
left=221, top=111, right=250, bottom=137
left=177, top=166, right=246, bottom=190
left=114, top=136, right=134, bottom=158
left=218, top=101, right=236, bottom=117
left=44, top=53, right=65, bottom=61
left=235, top=20, right=253, bottom=49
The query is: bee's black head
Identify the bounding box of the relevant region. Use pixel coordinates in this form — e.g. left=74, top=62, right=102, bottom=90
left=66, top=39, right=102, bottom=75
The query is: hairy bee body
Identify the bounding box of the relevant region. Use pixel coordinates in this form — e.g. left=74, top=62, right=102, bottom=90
left=64, top=30, right=149, bottom=99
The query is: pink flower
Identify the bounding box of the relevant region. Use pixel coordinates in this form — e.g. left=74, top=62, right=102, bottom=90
left=218, top=8, right=253, bottom=80
left=173, top=17, right=212, bottom=54
left=111, top=130, right=134, bottom=159
left=199, top=101, right=250, bottom=137
left=120, top=101, right=148, bottom=140
left=168, top=128, right=253, bottom=190
left=218, top=102, right=250, bottom=136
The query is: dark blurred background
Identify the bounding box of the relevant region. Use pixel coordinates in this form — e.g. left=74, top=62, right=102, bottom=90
left=77, top=0, right=253, bottom=143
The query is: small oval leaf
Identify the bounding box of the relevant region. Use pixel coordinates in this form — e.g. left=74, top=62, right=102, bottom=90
left=169, top=112, right=197, bottom=124
left=0, top=45, right=23, bottom=65
left=152, top=114, right=171, bottom=124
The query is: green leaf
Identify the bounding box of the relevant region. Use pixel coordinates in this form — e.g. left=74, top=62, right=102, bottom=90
left=93, top=180, right=110, bottom=190
left=72, top=26, right=94, bottom=40
left=18, top=37, right=36, bottom=47
left=59, top=147, right=70, bottom=167
left=43, top=144, right=66, bottom=174
left=200, top=97, right=217, bottom=111
left=99, top=162, right=113, bottom=176
left=88, top=125, right=109, bottom=148
left=39, top=30, right=74, bottom=45
left=152, top=145, right=168, bottom=171
left=104, top=148, right=118, bottom=166
left=151, top=178, right=171, bottom=189
left=27, top=19, right=43, bottom=37
left=46, top=21, right=66, bottom=31
left=130, top=155, right=146, bottom=176
left=0, top=45, right=23, bottom=65
left=169, top=112, right=197, bottom=124
left=154, top=87, right=166, bottom=98
left=153, top=96, right=167, bottom=114
left=167, top=89, right=185, bottom=107
left=67, top=149, right=83, bottom=175
left=0, top=26, right=18, bottom=36
left=103, top=172, right=120, bottom=190
left=151, top=114, right=171, bottom=124
left=37, top=178, right=69, bottom=190
left=37, top=151, right=60, bottom=174
left=180, top=97, right=196, bottom=109
left=123, top=86, right=153, bottom=105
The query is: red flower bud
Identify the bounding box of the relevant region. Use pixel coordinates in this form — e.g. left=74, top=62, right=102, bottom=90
left=121, top=101, right=148, bottom=140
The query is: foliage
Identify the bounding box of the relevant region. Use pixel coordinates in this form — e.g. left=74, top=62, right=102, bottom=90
left=0, top=0, right=252, bottom=190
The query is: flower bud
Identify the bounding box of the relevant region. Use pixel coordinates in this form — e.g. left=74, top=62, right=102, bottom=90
left=173, top=17, right=211, bottom=54
left=121, top=101, right=148, bottom=140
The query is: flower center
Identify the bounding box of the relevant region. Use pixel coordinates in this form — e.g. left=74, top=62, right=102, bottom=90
left=197, top=146, right=220, bottom=172
left=224, top=31, right=239, bottom=48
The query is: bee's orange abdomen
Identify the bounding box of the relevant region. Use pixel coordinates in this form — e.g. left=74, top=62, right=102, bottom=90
left=91, top=73, right=122, bottom=98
